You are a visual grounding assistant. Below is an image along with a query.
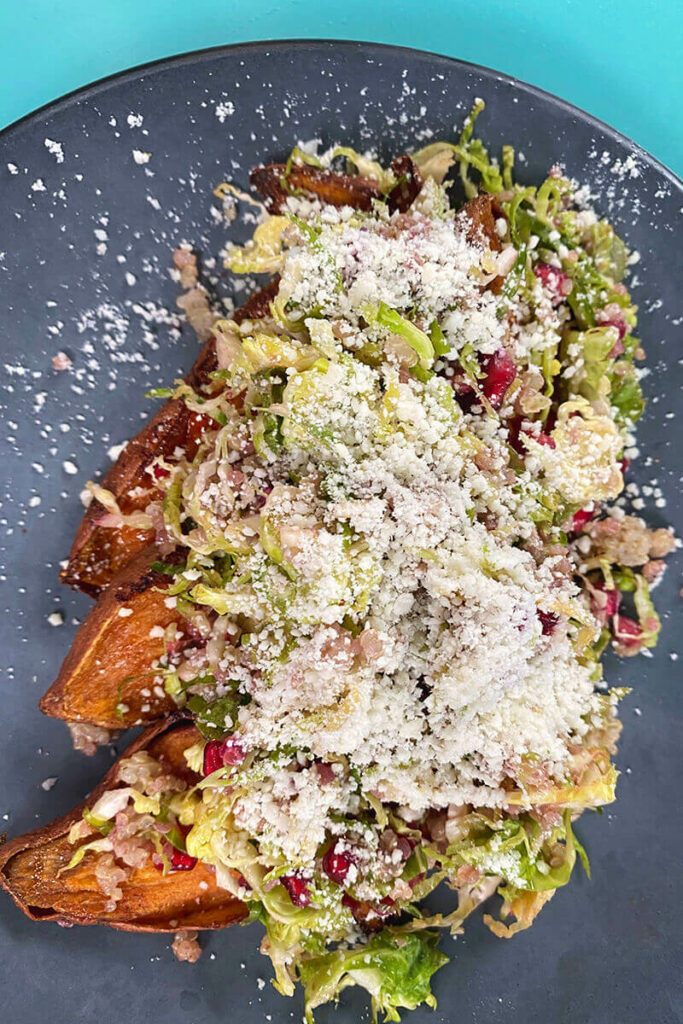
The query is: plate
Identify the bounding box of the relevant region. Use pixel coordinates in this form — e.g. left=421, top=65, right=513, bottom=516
left=0, top=40, right=681, bottom=1024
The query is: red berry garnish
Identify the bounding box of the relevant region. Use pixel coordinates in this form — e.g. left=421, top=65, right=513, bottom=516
left=170, top=849, right=197, bottom=871
left=202, top=737, right=246, bottom=776
left=315, top=761, right=336, bottom=785
left=281, top=874, right=311, bottom=907
left=480, top=349, right=516, bottom=409
left=534, top=262, right=572, bottom=305
left=537, top=610, right=559, bottom=636
left=570, top=507, right=595, bottom=533
left=202, top=740, right=224, bottom=776
left=612, top=614, right=642, bottom=647
left=590, top=581, right=620, bottom=623
left=322, top=842, right=352, bottom=885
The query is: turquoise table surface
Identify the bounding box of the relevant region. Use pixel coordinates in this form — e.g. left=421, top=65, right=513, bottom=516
left=0, top=1, right=681, bottom=176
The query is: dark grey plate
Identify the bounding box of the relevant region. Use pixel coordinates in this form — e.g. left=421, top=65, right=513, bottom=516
left=0, top=40, right=681, bottom=1024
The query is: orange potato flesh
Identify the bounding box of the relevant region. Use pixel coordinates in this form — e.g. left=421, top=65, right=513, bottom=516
left=249, top=161, right=383, bottom=212
left=42, top=547, right=181, bottom=729
left=62, top=279, right=280, bottom=596
left=0, top=718, right=246, bottom=932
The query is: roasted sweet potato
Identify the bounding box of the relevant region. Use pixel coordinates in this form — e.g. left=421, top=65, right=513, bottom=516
left=459, top=193, right=502, bottom=251
left=0, top=716, right=246, bottom=931
left=250, top=162, right=383, bottom=213
left=62, top=279, right=280, bottom=596
left=386, top=155, right=424, bottom=214
left=42, top=547, right=180, bottom=729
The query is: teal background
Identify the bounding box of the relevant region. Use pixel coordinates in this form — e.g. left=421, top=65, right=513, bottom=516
left=0, top=1, right=681, bottom=176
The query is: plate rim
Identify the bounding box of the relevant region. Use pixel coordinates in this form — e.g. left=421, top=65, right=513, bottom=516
left=1, top=37, right=681, bottom=193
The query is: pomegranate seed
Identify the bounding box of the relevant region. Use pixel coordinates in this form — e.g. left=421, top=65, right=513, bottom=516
left=322, top=843, right=352, bottom=885
left=570, top=507, right=595, bottom=533
left=202, top=737, right=246, bottom=776
left=170, top=849, right=197, bottom=871
left=534, top=262, right=572, bottom=306
left=612, top=614, right=642, bottom=647
left=480, top=349, right=516, bottom=409
left=537, top=609, right=559, bottom=636
left=281, top=874, right=311, bottom=907
left=589, top=581, right=622, bottom=618
left=202, top=741, right=224, bottom=776
left=315, top=761, right=336, bottom=785
left=620, top=457, right=630, bottom=475
left=535, top=431, right=556, bottom=448
left=605, top=590, right=620, bottom=617
left=152, top=843, right=197, bottom=872
left=152, top=463, right=170, bottom=480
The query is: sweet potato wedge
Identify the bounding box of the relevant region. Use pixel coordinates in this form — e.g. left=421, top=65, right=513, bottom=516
left=62, top=279, right=280, bottom=596
left=0, top=716, right=247, bottom=931
left=42, top=546, right=181, bottom=729
left=249, top=162, right=383, bottom=213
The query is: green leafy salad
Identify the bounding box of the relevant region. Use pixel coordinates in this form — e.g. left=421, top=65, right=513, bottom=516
left=69, top=103, right=675, bottom=1020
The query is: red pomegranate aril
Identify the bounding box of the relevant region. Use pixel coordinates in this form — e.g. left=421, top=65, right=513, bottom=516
left=342, top=893, right=359, bottom=912
left=219, top=737, right=246, bottom=766
left=612, top=614, right=642, bottom=647
left=619, top=457, right=630, bottom=475
left=203, top=737, right=246, bottom=776
left=315, top=761, right=336, bottom=785
left=480, top=349, right=516, bottom=409
left=591, top=582, right=620, bottom=621
left=202, top=740, right=224, bottom=776
left=322, top=843, right=352, bottom=885
left=535, top=431, right=556, bottom=448
left=537, top=609, right=559, bottom=636
left=534, top=262, right=572, bottom=306
left=281, top=875, right=311, bottom=908
left=571, top=507, right=595, bottom=533
left=605, top=590, right=620, bottom=617
left=170, top=849, right=197, bottom=871
left=152, top=463, right=170, bottom=480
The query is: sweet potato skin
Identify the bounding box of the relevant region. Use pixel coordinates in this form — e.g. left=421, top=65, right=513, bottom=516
left=0, top=716, right=247, bottom=931
left=60, top=340, right=217, bottom=596
left=386, top=155, right=424, bottom=214
left=459, top=193, right=502, bottom=251
left=41, top=546, right=181, bottom=729
left=62, top=279, right=280, bottom=596
left=249, top=162, right=383, bottom=213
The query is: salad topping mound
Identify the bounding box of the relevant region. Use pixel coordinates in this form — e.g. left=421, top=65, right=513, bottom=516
left=69, top=104, right=674, bottom=1020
